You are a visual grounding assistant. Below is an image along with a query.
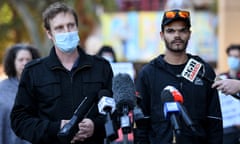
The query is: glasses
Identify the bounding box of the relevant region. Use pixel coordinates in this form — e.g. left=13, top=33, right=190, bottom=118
left=165, top=10, right=190, bottom=19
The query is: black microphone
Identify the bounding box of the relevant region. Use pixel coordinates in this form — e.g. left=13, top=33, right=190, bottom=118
left=181, top=58, right=204, bottom=82
left=57, top=97, right=88, bottom=143
left=112, top=73, right=136, bottom=134
left=133, top=92, right=150, bottom=128
left=161, top=89, right=181, bottom=135
left=181, top=58, right=240, bottom=100
left=97, top=89, right=118, bottom=142
left=164, top=86, right=196, bottom=132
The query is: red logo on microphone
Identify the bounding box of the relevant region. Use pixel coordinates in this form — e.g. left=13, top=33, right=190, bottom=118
left=181, top=58, right=202, bottom=82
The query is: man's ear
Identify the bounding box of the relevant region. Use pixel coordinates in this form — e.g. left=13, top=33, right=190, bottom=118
left=46, top=29, right=53, bottom=40
left=160, top=31, right=164, bottom=39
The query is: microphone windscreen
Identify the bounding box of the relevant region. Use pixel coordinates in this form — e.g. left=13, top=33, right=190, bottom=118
left=112, top=73, right=136, bottom=111
left=161, top=85, right=184, bottom=104
left=98, top=89, right=112, bottom=99
left=172, top=91, right=184, bottom=104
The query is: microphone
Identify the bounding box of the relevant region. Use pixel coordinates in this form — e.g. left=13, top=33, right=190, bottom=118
left=98, top=90, right=116, bottom=115
left=164, top=86, right=196, bottom=132
left=58, top=97, right=88, bottom=143
left=181, top=58, right=240, bottom=100
left=112, top=73, right=136, bottom=134
left=161, top=89, right=181, bottom=135
left=97, top=90, right=118, bottom=141
left=133, top=92, right=150, bottom=128
left=181, top=58, right=204, bottom=82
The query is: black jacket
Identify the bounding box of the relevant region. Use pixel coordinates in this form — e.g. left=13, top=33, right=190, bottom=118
left=10, top=47, right=113, bottom=144
left=135, top=54, right=223, bottom=144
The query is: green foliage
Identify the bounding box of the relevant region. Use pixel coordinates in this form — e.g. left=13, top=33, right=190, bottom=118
left=0, top=3, right=13, bottom=24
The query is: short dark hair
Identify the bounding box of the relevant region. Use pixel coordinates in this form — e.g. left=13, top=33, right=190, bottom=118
left=42, top=2, right=78, bottom=31
left=226, top=44, right=240, bottom=55
left=3, top=43, right=41, bottom=78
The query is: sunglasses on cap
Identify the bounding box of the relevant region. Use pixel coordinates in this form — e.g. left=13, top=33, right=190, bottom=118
left=164, top=10, right=190, bottom=19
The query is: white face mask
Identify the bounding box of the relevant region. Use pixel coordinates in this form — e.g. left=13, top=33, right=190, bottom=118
left=54, top=31, right=80, bottom=53
left=102, top=55, right=114, bottom=62
left=227, top=56, right=240, bottom=70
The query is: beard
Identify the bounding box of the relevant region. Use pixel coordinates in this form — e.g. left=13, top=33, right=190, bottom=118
left=164, top=38, right=189, bottom=53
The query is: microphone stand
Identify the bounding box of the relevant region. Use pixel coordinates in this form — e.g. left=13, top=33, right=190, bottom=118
left=104, top=110, right=118, bottom=144
left=120, top=105, right=131, bottom=144
left=104, top=138, right=114, bottom=144
left=123, top=134, right=128, bottom=144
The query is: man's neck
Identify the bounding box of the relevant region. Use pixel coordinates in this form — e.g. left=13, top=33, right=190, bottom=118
left=164, top=51, right=188, bottom=65
left=55, top=48, right=79, bottom=70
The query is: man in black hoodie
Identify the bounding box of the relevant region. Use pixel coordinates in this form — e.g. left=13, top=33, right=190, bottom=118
left=135, top=9, right=223, bottom=144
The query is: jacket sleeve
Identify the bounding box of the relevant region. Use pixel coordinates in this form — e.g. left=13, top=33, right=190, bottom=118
left=134, top=68, right=151, bottom=143
left=10, top=68, right=61, bottom=143
left=205, top=66, right=223, bottom=144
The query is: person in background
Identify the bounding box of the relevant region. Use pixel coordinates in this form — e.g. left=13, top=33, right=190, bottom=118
left=10, top=2, right=113, bottom=144
left=212, top=45, right=240, bottom=96
left=224, top=45, right=240, bottom=79
left=0, top=43, right=40, bottom=144
left=97, top=45, right=117, bottom=63
left=213, top=44, right=240, bottom=144
left=135, top=9, right=223, bottom=144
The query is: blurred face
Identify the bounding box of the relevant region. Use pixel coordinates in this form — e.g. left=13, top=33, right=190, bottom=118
left=15, top=49, right=32, bottom=78
left=228, top=49, right=240, bottom=58
left=227, top=49, right=240, bottom=71
left=160, top=21, right=191, bottom=53
left=102, top=52, right=114, bottom=62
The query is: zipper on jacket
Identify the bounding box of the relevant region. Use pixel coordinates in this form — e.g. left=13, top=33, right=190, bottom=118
left=180, top=81, right=183, bottom=90
left=71, top=65, right=91, bottom=82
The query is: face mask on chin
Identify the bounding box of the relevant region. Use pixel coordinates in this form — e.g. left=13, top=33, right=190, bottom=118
left=54, top=31, right=80, bottom=53
left=227, top=56, right=240, bottom=71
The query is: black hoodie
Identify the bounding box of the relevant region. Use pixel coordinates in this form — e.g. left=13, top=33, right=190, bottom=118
left=135, top=54, right=223, bottom=144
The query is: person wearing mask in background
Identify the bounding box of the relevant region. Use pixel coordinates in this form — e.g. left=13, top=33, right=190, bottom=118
left=135, top=9, right=223, bottom=144
left=97, top=45, right=117, bottom=63
left=213, top=44, right=240, bottom=144
left=0, top=43, right=40, bottom=144
left=224, top=45, right=240, bottom=79
left=212, top=45, right=240, bottom=96
left=10, top=2, right=113, bottom=144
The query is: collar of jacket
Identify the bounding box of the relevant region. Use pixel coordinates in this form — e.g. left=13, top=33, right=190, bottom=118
left=151, top=53, right=204, bottom=69
left=45, top=46, right=93, bottom=70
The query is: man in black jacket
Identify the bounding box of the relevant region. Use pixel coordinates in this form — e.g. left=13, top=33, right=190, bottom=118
left=10, top=2, right=113, bottom=144
left=135, top=9, right=223, bottom=144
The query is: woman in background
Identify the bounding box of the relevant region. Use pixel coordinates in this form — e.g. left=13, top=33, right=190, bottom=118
left=0, top=43, right=40, bottom=144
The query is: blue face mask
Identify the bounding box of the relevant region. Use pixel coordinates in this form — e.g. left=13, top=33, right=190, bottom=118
left=227, top=56, right=240, bottom=70
left=54, top=31, right=80, bottom=53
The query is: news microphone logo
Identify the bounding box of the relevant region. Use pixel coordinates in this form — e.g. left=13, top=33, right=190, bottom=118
left=98, top=96, right=116, bottom=115
left=181, top=58, right=202, bottom=82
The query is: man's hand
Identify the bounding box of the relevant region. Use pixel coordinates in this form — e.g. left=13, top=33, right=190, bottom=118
left=70, top=118, right=94, bottom=143
left=212, top=79, right=240, bottom=95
